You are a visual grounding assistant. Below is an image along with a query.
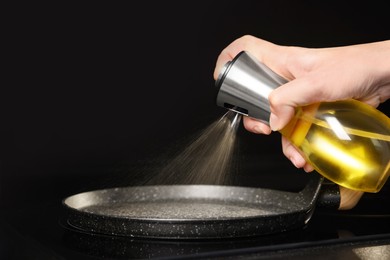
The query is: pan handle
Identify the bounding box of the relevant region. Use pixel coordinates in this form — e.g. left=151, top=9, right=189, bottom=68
left=317, top=181, right=364, bottom=210
left=338, top=186, right=364, bottom=210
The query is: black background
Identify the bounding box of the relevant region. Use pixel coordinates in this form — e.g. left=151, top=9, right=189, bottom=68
left=1, top=0, right=389, bottom=246
left=2, top=0, right=390, bottom=205
left=0, top=0, right=390, bottom=201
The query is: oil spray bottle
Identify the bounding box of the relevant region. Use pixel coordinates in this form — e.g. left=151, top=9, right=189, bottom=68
left=215, top=51, right=390, bottom=193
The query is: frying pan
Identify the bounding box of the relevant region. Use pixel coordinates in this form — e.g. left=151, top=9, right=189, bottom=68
left=62, top=173, right=342, bottom=239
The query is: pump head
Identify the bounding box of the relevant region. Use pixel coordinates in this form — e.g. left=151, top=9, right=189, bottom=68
left=215, top=51, right=288, bottom=125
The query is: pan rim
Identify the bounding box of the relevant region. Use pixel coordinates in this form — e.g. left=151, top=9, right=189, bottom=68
left=61, top=177, right=322, bottom=239
left=63, top=184, right=304, bottom=219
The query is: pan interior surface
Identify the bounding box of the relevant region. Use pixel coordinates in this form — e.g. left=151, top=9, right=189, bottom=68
left=79, top=199, right=283, bottom=220
left=64, top=185, right=298, bottom=221
left=62, top=183, right=321, bottom=239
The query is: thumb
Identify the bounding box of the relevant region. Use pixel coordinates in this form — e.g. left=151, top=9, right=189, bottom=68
left=269, top=104, right=295, bottom=132
left=268, top=78, right=323, bottom=131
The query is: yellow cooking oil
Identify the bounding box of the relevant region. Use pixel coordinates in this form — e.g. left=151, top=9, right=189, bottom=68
left=279, top=99, right=390, bottom=193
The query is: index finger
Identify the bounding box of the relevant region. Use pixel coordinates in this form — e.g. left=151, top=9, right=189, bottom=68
left=213, top=35, right=283, bottom=80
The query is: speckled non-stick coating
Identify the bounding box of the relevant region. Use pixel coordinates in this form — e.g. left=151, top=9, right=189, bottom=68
left=63, top=175, right=323, bottom=239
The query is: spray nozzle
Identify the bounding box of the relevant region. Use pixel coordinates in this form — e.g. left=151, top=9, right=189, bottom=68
left=215, top=51, right=288, bottom=125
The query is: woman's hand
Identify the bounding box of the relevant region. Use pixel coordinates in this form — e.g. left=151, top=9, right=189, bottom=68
left=214, top=35, right=390, bottom=172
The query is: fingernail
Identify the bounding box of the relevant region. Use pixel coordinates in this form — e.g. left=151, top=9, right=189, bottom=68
left=304, top=164, right=314, bottom=173
left=289, top=156, right=298, bottom=168
left=269, top=113, right=280, bottom=131
left=253, top=126, right=263, bottom=134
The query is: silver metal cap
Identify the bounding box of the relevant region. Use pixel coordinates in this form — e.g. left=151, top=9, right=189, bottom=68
left=215, top=51, right=288, bottom=125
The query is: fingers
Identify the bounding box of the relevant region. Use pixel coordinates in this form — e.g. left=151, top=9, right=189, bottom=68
left=243, top=116, right=272, bottom=135
left=213, top=50, right=237, bottom=80
left=281, top=136, right=314, bottom=172
left=303, top=163, right=314, bottom=173
left=213, top=35, right=277, bottom=80
left=268, top=76, right=327, bottom=131
left=243, top=117, right=313, bottom=172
